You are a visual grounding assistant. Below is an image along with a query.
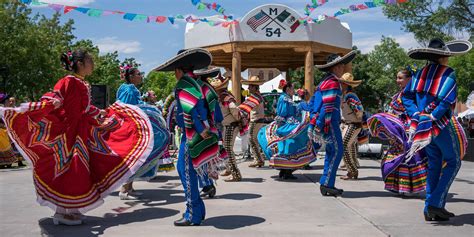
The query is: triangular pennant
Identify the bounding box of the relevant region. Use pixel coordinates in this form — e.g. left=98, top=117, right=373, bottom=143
left=64, top=6, right=77, bottom=14
left=123, top=13, right=137, bottom=21
left=191, top=0, right=200, bottom=6
left=156, top=16, right=167, bottom=23
left=134, top=14, right=148, bottom=21
left=88, top=9, right=103, bottom=17
left=168, top=17, right=175, bottom=24
left=48, top=4, right=63, bottom=12
left=74, top=7, right=90, bottom=14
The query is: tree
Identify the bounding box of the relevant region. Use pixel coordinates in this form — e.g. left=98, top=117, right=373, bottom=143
left=450, top=50, right=474, bottom=102
left=0, top=1, right=75, bottom=100
left=142, top=71, right=177, bottom=101
left=384, top=0, right=473, bottom=43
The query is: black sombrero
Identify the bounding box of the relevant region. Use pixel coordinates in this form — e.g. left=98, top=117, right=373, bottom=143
left=316, top=50, right=357, bottom=71
left=194, top=66, right=221, bottom=79
left=408, top=39, right=472, bottom=61
left=154, top=48, right=212, bottom=72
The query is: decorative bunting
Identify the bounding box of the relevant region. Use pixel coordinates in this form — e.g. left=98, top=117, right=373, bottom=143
left=190, top=0, right=233, bottom=20
left=19, top=0, right=235, bottom=27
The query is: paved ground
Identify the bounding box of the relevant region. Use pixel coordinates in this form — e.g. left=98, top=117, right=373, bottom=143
left=0, top=157, right=473, bottom=237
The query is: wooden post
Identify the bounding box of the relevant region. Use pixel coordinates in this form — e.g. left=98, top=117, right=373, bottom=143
left=232, top=51, right=242, bottom=104
left=305, top=50, right=314, bottom=96
left=286, top=68, right=291, bottom=82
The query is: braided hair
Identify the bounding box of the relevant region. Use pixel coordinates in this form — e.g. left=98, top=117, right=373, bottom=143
left=60, top=49, right=90, bottom=73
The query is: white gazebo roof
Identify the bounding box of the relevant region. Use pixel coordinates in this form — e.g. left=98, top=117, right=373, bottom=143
left=185, top=4, right=352, bottom=50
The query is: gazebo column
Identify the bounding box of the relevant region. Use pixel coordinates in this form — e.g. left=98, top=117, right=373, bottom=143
left=305, top=50, right=314, bottom=96
left=231, top=51, right=242, bottom=104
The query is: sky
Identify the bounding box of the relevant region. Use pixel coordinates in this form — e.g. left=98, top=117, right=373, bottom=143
left=30, top=0, right=427, bottom=74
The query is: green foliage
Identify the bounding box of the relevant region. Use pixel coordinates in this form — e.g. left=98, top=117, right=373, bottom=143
left=0, top=1, right=74, bottom=100
left=384, top=0, right=473, bottom=44
left=450, top=50, right=474, bottom=102
left=142, top=71, right=177, bottom=101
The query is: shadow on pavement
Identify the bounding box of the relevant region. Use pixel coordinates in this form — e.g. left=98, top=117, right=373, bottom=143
left=432, top=213, right=474, bottom=226
left=109, top=189, right=185, bottom=208
left=39, top=207, right=179, bottom=237
left=239, top=178, right=265, bottom=183
left=341, top=190, right=395, bottom=198
left=216, top=193, right=262, bottom=201
left=202, top=215, right=265, bottom=230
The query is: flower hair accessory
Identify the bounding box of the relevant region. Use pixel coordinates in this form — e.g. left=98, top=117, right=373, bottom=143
left=406, top=64, right=418, bottom=76
left=61, top=51, right=74, bottom=70
left=278, top=79, right=287, bottom=90
left=119, top=64, right=132, bottom=81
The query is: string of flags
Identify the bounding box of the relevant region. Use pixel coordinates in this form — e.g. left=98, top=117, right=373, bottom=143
left=19, top=0, right=409, bottom=28
left=300, top=0, right=409, bottom=25
left=304, top=0, right=329, bottom=16
left=19, top=0, right=237, bottom=27
left=190, top=0, right=233, bottom=20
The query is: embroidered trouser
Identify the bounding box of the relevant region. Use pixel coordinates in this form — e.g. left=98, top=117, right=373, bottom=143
left=249, top=122, right=266, bottom=163
left=197, top=164, right=213, bottom=189
left=224, top=125, right=241, bottom=178
left=342, top=124, right=361, bottom=175
left=424, top=126, right=462, bottom=210
left=177, top=135, right=205, bottom=224
left=319, top=121, right=344, bottom=188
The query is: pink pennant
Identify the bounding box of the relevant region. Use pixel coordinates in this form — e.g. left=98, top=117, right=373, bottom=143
left=156, top=16, right=167, bottom=23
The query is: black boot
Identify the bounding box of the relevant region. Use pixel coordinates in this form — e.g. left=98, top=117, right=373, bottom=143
left=424, top=206, right=451, bottom=221
left=320, top=185, right=343, bottom=197
left=283, top=170, right=297, bottom=180
left=200, top=185, right=216, bottom=198
left=441, top=208, right=455, bottom=217
left=278, top=170, right=285, bottom=178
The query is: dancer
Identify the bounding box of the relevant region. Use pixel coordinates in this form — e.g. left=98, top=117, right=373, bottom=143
left=339, top=73, right=364, bottom=180
left=258, top=80, right=317, bottom=179
left=241, top=76, right=267, bottom=168
left=0, top=50, right=154, bottom=225
left=154, top=48, right=225, bottom=226
left=116, top=64, right=172, bottom=200
left=194, top=66, right=227, bottom=197
left=401, top=39, right=469, bottom=221
left=208, top=74, right=243, bottom=182
left=368, top=67, right=428, bottom=195
left=310, top=51, right=356, bottom=196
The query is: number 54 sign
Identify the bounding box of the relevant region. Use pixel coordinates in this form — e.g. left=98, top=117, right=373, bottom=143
left=246, top=7, right=301, bottom=37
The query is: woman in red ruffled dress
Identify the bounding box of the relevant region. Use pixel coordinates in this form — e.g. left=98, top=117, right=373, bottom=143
left=0, top=50, right=154, bottom=225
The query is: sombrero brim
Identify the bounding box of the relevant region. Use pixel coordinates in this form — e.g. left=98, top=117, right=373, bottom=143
left=154, top=48, right=212, bottom=72
left=408, top=40, right=472, bottom=61
left=241, top=80, right=266, bottom=85
left=195, top=67, right=220, bottom=78
left=339, top=79, right=362, bottom=87
left=212, top=78, right=230, bottom=90
left=316, top=50, right=357, bottom=70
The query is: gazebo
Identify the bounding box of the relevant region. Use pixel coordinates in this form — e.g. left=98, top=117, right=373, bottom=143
left=185, top=4, right=353, bottom=103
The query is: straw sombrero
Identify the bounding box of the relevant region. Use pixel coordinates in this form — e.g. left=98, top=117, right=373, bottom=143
left=194, top=66, right=221, bottom=79
left=316, top=50, right=357, bottom=71
left=339, top=73, right=361, bottom=87
left=154, top=48, right=212, bottom=72
left=241, top=75, right=267, bottom=85
left=408, top=39, right=472, bottom=61
left=209, top=76, right=230, bottom=91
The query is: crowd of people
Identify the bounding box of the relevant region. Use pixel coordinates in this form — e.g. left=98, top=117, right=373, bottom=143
left=0, top=38, right=471, bottom=226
